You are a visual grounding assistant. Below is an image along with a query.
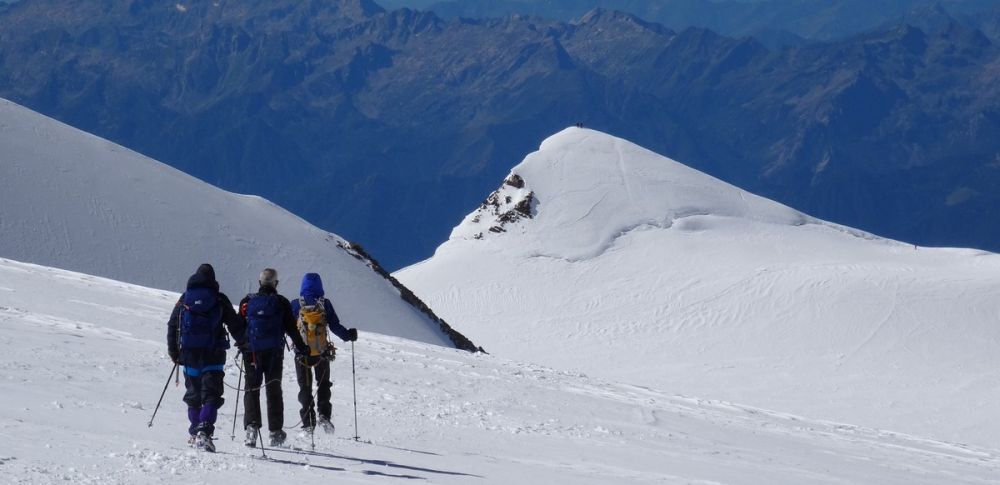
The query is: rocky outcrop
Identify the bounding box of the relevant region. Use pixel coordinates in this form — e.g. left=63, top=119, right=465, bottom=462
left=464, top=174, right=535, bottom=240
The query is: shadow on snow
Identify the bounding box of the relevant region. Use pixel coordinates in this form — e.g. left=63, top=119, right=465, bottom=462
left=253, top=455, right=425, bottom=480
left=264, top=446, right=482, bottom=478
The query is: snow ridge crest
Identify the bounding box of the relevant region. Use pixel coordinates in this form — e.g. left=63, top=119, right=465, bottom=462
left=447, top=127, right=813, bottom=261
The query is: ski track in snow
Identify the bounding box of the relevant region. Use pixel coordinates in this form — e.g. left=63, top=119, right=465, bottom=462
left=2, top=258, right=1000, bottom=484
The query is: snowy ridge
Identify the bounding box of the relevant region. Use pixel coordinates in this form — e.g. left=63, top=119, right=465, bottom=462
left=0, top=98, right=474, bottom=350
left=1, top=257, right=998, bottom=484
left=398, top=127, right=1000, bottom=448
left=450, top=128, right=818, bottom=261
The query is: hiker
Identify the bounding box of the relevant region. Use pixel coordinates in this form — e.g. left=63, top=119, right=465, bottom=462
left=239, top=268, right=310, bottom=447
left=291, top=273, right=358, bottom=434
left=166, top=263, right=246, bottom=453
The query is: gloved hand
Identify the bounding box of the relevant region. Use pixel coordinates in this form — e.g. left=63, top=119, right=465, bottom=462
left=236, top=341, right=250, bottom=354
left=296, top=344, right=310, bottom=357
left=169, top=351, right=180, bottom=365
left=347, top=328, right=358, bottom=342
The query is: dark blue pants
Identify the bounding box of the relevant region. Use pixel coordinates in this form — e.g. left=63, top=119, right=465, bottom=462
left=181, top=348, right=227, bottom=437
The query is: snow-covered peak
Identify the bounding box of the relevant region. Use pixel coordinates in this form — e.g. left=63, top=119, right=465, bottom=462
left=451, top=127, right=811, bottom=260
left=399, top=127, right=1000, bottom=448
left=0, top=98, right=475, bottom=351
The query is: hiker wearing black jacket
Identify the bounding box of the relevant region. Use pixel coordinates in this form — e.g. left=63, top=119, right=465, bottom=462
left=167, top=263, right=246, bottom=453
left=238, top=268, right=309, bottom=447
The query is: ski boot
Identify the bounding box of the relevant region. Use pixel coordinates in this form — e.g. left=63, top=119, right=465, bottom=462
left=269, top=429, right=287, bottom=447
left=244, top=426, right=260, bottom=448
left=318, top=416, right=335, bottom=434
left=195, top=431, right=216, bottom=453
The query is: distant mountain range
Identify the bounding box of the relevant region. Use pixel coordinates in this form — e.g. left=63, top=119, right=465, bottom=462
left=0, top=0, right=998, bottom=269
left=403, top=0, right=1000, bottom=45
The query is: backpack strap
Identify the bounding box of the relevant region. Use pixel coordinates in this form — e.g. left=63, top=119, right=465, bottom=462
left=241, top=293, right=256, bottom=316
left=296, top=297, right=307, bottom=327
left=298, top=296, right=325, bottom=312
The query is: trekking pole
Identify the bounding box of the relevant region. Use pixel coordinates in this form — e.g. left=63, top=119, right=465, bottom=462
left=148, top=363, right=178, bottom=428
left=351, top=341, right=360, bottom=441
left=175, top=311, right=182, bottom=389
left=258, top=426, right=267, bottom=458
left=307, top=360, right=315, bottom=450
left=230, top=353, right=244, bottom=441
left=327, top=359, right=335, bottom=426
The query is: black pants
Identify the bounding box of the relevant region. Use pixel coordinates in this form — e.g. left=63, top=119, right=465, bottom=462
left=295, top=357, right=332, bottom=428
left=180, top=349, right=226, bottom=437
left=243, top=349, right=284, bottom=432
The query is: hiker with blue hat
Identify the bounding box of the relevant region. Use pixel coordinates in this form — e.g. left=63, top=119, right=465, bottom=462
left=291, top=273, right=358, bottom=434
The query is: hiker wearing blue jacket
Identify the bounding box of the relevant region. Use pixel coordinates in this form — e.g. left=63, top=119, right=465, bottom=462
left=166, top=263, right=246, bottom=453
left=291, top=273, right=358, bottom=433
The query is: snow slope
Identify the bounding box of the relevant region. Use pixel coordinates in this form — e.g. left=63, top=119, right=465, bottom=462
left=0, top=98, right=468, bottom=349
left=396, top=127, right=1000, bottom=448
left=1, top=257, right=998, bottom=484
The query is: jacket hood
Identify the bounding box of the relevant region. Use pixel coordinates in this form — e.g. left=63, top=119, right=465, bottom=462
left=300, top=273, right=325, bottom=298
left=196, top=263, right=216, bottom=281
left=186, top=264, right=219, bottom=291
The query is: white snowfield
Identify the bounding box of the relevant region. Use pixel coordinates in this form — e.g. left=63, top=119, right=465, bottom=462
left=0, top=98, right=455, bottom=348
left=397, top=127, right=1000, bottom=449
left=1, top=257, right=998, bottom=484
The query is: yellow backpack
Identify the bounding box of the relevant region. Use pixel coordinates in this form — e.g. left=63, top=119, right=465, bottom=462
left=297, top=297, right=332, bottom=358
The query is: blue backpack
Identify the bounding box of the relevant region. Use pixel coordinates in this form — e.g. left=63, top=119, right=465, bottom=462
left=180, top=287, right=224, bottom=350
left=246, top=293, right=285, bottom=351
